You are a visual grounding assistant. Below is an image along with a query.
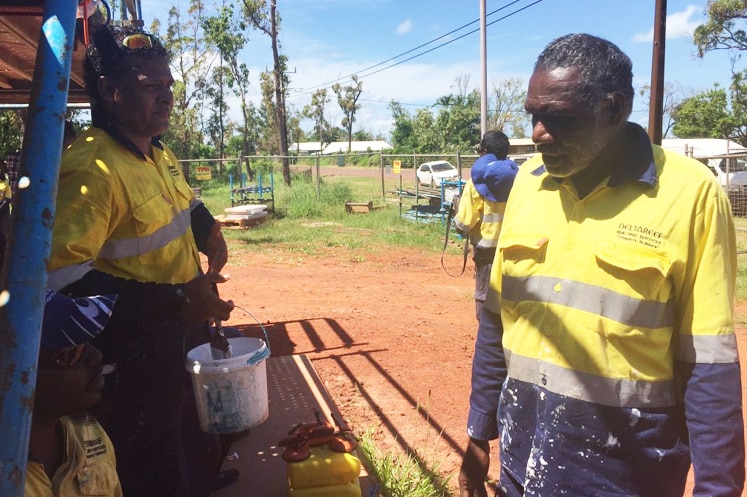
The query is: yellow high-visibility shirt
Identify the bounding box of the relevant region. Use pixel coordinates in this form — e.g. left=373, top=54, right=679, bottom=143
left=454, top=180, right=506, bottom=249
left=48, top=127, right=201, bottom=289
left=25, top=415, right=122, bottom=497
left=487, top=141, right=737, bottom=407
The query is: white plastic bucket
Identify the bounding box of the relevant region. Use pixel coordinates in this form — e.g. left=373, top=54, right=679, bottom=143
left=186, top=337, right=270, bottom=434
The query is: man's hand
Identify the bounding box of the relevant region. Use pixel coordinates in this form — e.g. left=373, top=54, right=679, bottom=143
left=180, top=273, right=234, bottom=322
left=206, top=222, right=228, bottom=274
left=458, top=438, right=490, bottom=497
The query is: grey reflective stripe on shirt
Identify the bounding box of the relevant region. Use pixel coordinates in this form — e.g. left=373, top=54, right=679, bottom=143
left=475, top=239, right=498, bottom=249
left=98, top=207, right=191, bottom=260
left=47, top=261, right=95, bottom=291
left=189, top=198, right=202, bottom=211
left=506, top=350, right=677, bottom=408
left=502, top=275, right=674, bottom=329
left=677, top=333, right=739, bottom=364
left=481, top=212, right=503, bottom=223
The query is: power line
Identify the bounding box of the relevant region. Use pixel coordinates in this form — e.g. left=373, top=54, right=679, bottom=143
left=289, top=0, right=543, bottom=99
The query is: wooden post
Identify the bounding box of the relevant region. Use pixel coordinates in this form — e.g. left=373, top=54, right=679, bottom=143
left=648, top=0, right=667, bottom=144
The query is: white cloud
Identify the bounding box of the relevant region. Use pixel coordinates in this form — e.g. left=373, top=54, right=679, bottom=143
left=397, top=19, right=412, bottom=35
left=632, top=5, right=702, bottom=43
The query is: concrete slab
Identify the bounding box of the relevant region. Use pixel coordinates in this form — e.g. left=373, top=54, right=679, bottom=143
left=211, top=354, right=380, bottom=497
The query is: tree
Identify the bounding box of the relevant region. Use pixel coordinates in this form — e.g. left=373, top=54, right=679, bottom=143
left=258, top=70, right=280, bottom=155
left=352, top=129, right=374, bottom=141
left=693, top=0, right=747, bottom=57
left=242, top=0, right=292, bottom=185
left=672, top=84, right=740, bottom=140
left=302, top=89, right=332, bottom=149
left=0, top=111, right=24, bottom=157
left=155, top=0, right=212, bottom=161
left=433, top=76, right=481, bottom=152
left=203, top=4, right=257, bottom=161
left=389, top=101, right=416, bottom=153
left=203, top=64, right=232, bottom=156
left=639, top=83, right=685, bottom=138
left=686, top=1, right=747, bottom=144
left=332, top=74, right=364, bottom=153
left=412, top=108, right=441, bottom=153
left=489, top=77, right=529, bottom=138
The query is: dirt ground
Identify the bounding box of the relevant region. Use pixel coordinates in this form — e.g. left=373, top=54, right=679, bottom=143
left=215, top=241, right=747, bottom=496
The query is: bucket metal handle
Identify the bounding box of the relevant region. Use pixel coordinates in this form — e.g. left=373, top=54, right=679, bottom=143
left=235, top=304, right=272, bottom=358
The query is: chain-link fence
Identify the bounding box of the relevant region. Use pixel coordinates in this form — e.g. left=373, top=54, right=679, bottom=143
left=180, top=151, right=747, bottom=220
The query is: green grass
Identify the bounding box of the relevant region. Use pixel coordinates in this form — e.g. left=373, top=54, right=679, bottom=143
left=734, top=218, right=747, bottom=300
left=198, top=172, right=458, bottom=261
left=357, top=427, right=453, bottom=497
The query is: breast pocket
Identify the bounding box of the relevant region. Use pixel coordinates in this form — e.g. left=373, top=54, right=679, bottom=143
left=585, top=241, right=675, bottom=339
left=130, top=193, right=179, bottom=266
left=498, top=234, right=550, bottom=319
left=499, top=234, right=549, bottom=268
left=593, top=240, right=673, bottom=300
left=132, top=193, right=171, bottom=238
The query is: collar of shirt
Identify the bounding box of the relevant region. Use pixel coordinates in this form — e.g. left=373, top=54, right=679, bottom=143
left=529, top=122, right=658, bottom=189
left=94, top=122, right=165, bottom=161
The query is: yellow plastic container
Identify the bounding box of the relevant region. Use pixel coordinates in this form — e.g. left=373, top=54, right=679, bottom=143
left=289, top=480, right=361, bottom=497
left=287, top=444, right=362, bottom=493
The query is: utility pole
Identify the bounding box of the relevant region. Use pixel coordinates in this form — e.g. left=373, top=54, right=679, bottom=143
left=648, top=0, right=667, bottom=145
left=480, top=0, right=488, bottom=136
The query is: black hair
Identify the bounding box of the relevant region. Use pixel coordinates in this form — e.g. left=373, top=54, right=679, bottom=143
left=480, top=130, right=510, bottom=159
left=535, top=33, right=634, bottom=116
left=83, top=25, right=169, bottom=125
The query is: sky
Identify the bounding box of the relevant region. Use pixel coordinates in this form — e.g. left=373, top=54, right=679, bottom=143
left=144, top=0, right=742, bottom=140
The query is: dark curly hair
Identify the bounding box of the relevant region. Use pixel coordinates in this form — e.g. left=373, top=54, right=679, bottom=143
left=534, top=33, right=634, bottom=116
left=84, top=25, right=170, bottom=125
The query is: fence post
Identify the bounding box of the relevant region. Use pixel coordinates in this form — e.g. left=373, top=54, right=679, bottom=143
left=315, top=153, right=321, bottom=199
left=457, top=150, right=462, bottom=181
left=380, top=153, right=385, bottom=198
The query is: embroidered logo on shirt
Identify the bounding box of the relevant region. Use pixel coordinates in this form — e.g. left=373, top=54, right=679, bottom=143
left=166, top=161, right=181, bottom=178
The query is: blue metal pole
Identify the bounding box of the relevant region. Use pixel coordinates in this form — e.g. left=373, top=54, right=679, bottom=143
left=258, top=173, right=263, bottom=201
left=229, top=173, right=234, bottom=205
left=0, top=2, right=76, bottom=495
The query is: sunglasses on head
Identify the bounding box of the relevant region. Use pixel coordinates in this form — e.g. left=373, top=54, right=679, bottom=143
left=120, top=33, right=159, bottom=50
left=42, top=343, right=87, bottom=368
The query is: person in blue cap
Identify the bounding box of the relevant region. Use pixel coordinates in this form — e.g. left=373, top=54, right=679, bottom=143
left=454, top=130, right=518, bottom=321
left=25, top=291, right=120, bottom=497
left=454, top=130, right=518, bottom=497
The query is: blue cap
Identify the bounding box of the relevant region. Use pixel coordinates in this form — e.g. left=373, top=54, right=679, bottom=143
left=40, top=290, right=117, bottom=350
left=471, top=156, right=519, bottom=203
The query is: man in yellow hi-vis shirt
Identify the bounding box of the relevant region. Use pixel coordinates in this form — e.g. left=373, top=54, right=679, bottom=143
left=48, top=26, right=234, bottom=497
left=460, top=33, right=744, bottom=497
left=454, top=130, right=517, bottom=321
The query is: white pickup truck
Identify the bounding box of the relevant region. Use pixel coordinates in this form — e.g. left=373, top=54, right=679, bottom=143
left=661, top=138, right=747, bottom=216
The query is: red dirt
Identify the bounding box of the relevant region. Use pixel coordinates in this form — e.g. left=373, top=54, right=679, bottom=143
left=216, top=242, right=747, bottom=496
